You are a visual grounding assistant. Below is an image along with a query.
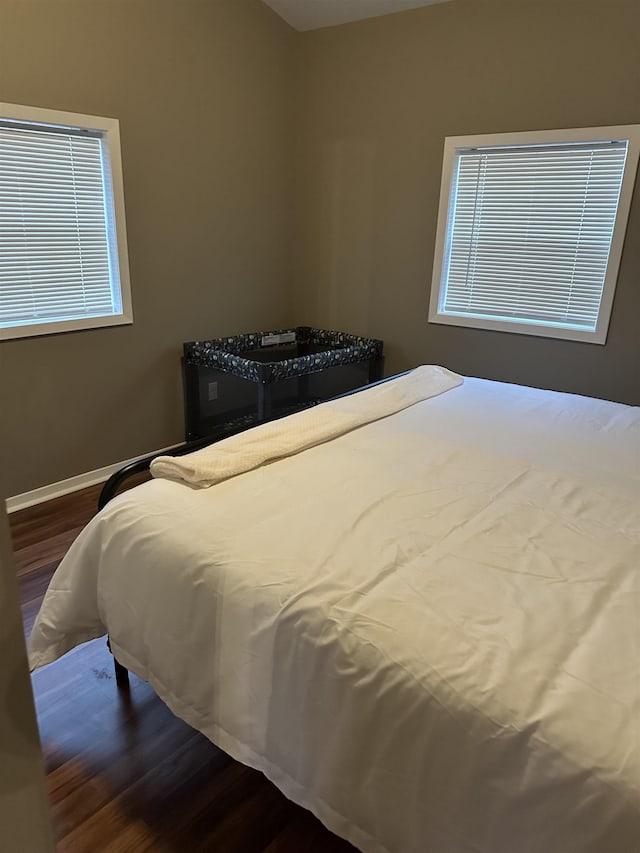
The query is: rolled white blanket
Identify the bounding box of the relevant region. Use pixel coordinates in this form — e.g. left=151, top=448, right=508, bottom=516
left=150, top=364, right=463, bottom=488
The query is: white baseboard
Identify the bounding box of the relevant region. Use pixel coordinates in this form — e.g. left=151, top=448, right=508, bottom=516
left=5, top=443, right=181, bottom=514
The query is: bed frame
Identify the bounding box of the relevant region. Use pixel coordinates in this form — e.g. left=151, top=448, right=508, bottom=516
left=98, top=372, right=403, bottom=688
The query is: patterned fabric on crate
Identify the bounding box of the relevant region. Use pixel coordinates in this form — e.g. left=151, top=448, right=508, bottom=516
left=183, top=327, right=383, bottom=384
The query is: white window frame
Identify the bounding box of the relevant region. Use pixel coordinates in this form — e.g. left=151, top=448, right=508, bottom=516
left=428, top=126, right=640, bottom=344
left=0, top=102, right=133, bottom=341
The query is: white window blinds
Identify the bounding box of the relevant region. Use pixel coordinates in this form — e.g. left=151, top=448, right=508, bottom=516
left=429, top=127, right=640, bottom=344
left=0, top=105, right=131, bottom=340
left=442, top=142, right=627, bottom=330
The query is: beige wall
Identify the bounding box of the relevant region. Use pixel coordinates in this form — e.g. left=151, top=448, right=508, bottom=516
left=292, top=0, right=640, bottom=402
left=0, top=501, right=55, bottom=852
left=0, top=0, right=294, bottom=497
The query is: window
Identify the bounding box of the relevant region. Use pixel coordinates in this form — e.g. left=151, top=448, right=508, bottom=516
left=429, top=126, right=640, bottom=344
left=0, top=103, right=132, bottom=340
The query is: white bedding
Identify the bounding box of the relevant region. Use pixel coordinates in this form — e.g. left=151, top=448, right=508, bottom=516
left=29, top=374, right=640, bottom=853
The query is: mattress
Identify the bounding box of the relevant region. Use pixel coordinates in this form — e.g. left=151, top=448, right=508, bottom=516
left=29, top=373, right=640, bottom=853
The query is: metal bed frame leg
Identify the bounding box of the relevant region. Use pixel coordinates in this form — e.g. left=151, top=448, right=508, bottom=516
left=106, top=636, right=129, bottom=688
left=114, top=658, right=130, bottom=688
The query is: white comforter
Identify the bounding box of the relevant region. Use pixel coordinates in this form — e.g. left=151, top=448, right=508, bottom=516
left=29, top=373, right=640, bottom=853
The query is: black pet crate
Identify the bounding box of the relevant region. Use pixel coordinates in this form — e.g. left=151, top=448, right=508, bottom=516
left=182, top=326, right=384, bottom=441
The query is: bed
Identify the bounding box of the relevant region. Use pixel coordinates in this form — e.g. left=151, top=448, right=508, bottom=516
left=28, top=366, right=640, bottom=853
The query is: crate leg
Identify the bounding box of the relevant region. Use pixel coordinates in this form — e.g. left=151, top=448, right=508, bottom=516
left=257, top=383, right=272, bottom=422
left=182, top=360, right=201, bottom=441
left=299, top=374, right=310, bottom=407
left=369, top=355, right=385, bottom=383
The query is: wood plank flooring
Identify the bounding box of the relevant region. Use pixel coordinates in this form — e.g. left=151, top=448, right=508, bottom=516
left=12, top=483, right=357, bottom=853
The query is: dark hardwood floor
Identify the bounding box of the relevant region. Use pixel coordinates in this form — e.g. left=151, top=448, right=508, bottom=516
left=12, top=483, right=357, bottom=853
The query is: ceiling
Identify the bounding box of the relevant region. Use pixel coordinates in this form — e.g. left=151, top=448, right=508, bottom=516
left=261, top=0, right=453, bottom=32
